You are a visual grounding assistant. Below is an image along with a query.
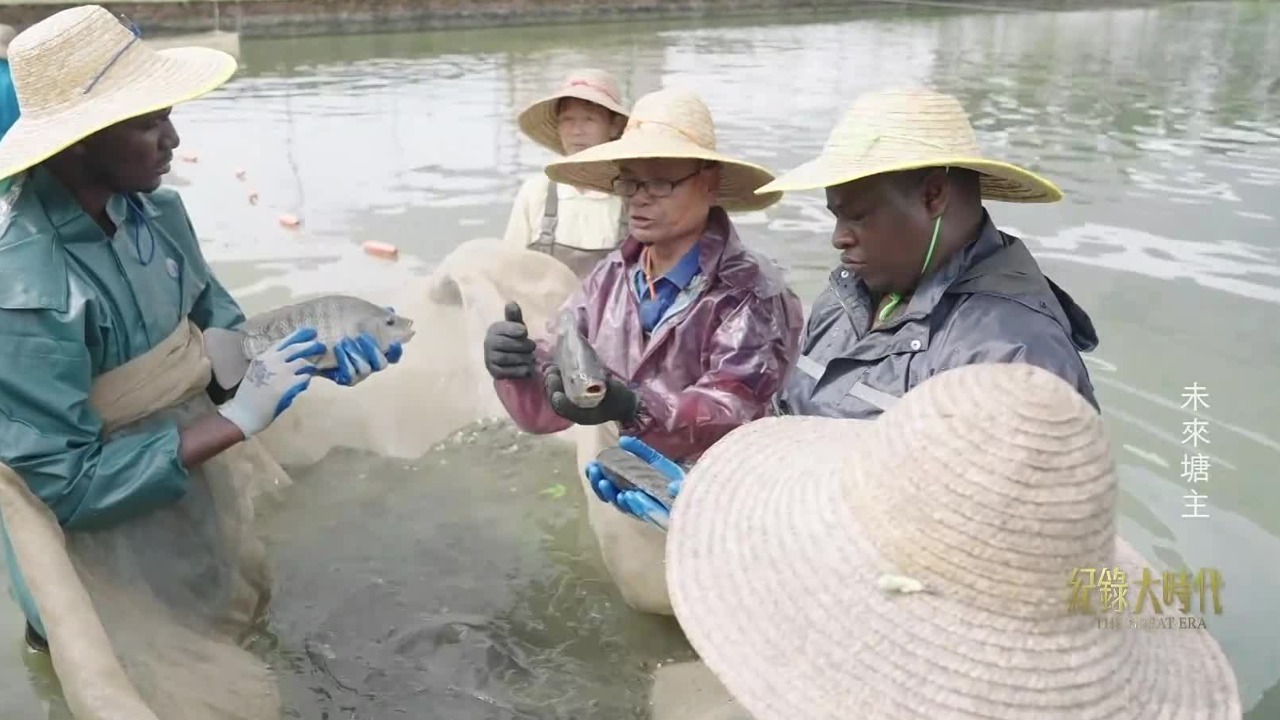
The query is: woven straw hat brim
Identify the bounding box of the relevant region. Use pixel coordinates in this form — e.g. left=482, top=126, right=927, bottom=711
left=667, top=370, right=1241, bottom=720
left=517, top=88, right=630, bottom=156
left=756, top=153, right=1063, bottom=203
left=544, top=133, right=783, bottom=213
left=0, top=46, right=235, bottom=182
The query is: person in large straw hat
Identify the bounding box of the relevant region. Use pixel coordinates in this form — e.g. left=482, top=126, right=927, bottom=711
left=0, top=5, right=397, bottom=653
left=503, top=68, right=631, bottom=278
left=588, top=87, right=1101, bottom=529
left=482, top=86, right=803, bottom=614
left=665, top=361, right=1242, bottom=720
left=762, top=87, right=1098, bottom=415
left=0, top=24, right=19, bottom=139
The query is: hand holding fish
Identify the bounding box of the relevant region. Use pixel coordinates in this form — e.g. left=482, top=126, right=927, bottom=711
left=585, top=436, right=685, bottom=531
left=216, top=327, right=326, bottom=438
left=544, top=366, right=637, bottom=426
left=483, top=302, right=538, bottom=380
left=204, top=295, right=415, bottom=391
left=543, top=307, right=637, bottom=425
left=319, top=309, right=405, bottom=387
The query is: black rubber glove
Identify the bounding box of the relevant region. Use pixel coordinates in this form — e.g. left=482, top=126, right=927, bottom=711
left=544, top=365, right=638, bottom=426
left=484, top=302, right=537, bottom=380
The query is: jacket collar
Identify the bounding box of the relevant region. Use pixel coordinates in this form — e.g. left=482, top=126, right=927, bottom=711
left=829, top=211, right=1004, bottom=326
left=827, top=209, right=1098, bottom=351
left=27, top=165, right=163, bottom=240
left=0, top=167, right=164, bottom=312
left=617, top=205, right=757, bottom=292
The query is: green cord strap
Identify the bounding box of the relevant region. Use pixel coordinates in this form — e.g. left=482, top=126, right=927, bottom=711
left=877, top=166, right=951, bottom=324
left=878, top=214, right=942, bottom=323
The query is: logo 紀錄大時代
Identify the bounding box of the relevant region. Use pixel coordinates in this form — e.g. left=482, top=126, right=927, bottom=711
left=1067, top=566, right=1223, bottom=630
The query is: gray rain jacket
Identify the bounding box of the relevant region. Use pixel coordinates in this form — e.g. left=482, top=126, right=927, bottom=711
left=777, top=213, right=1099, bottom=419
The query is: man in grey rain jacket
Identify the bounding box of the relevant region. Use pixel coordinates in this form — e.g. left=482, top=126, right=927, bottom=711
left=585, top=87, right=1100, bottom=528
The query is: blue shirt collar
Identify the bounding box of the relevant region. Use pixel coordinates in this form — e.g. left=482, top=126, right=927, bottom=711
left=668, top=241, right=702, bottom=288
left=644, top=241, right=702, bottom=289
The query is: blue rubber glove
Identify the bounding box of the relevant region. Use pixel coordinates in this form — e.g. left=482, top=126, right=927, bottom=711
left=583, top=435, right=685, bottom=531
left=322, top=310, right=404, bottom=387
left=217, top=326, right=325, bottom=438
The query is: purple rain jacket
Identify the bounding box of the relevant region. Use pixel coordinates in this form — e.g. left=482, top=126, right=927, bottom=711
left=494, top=206, right=805, bottom=464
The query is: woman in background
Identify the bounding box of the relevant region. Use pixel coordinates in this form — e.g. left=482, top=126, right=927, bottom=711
left=503, top=68, right=631, bottom=278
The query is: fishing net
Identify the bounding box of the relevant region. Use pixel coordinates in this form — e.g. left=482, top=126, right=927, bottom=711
left=0, top=233, right=588, bottom=719
left=255, top=238, right=696, bottom=716
left=0, top=226, right=743, bottom=719
left=254, top=238, right=752, bottom=718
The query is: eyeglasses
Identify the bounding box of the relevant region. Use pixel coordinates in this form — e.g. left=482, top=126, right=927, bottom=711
left=611, top=166, right=705, bottom=199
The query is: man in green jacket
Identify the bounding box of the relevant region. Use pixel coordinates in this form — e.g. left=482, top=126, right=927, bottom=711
left=0, top=7, right=397, bottom=652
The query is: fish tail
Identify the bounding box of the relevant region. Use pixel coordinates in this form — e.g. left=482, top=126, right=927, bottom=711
left=203, top=326, right=252, bottom=390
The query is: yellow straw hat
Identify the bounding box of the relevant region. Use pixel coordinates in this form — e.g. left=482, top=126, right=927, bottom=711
left=667, top=362, right=1241, bottom=720
left=517, top=68, right=631, bottom=156
left=545, top=87, right=783, bottom=213
left=0, top=5, right=237, bottom=182
left=757, top=87, right=1063, bottom=202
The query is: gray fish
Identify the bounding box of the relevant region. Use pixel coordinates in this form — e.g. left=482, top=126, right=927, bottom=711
left=595, top=446, right=675, bottom=509
left=551, top=309, right=607, bottom=409
left=204, top=294, right=416, bottom=389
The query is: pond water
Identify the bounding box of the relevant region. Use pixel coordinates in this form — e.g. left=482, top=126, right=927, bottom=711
left=3, top=1, right=1278, bottom=717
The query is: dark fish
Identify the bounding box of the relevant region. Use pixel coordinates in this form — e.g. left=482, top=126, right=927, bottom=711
left=551, top=309, right=607, bottom=409
left=595, top=446, right=675, bottom=509
left=204, top=294, right=415, bottom=389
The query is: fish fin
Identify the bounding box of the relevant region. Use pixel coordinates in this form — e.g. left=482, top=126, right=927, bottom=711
left=203, top=326, right=251, bottom=390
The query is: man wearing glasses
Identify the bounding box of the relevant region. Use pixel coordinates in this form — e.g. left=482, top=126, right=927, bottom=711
left=480, top=88, right=803, bottom=615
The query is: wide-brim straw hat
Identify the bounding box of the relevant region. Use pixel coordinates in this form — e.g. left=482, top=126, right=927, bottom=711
left=667, top=362, right=1241, bottom=720
left=0, top=5, right=237, bottom=182
left=757, top=87, right=1063, bottom=203
left=545, top=87, right=782, bottom=213
left=0, top=25, right=15, bottom=61
left=517, top=68, right=630, bottom=156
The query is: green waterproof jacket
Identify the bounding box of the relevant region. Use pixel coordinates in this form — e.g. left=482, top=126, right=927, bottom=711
left=0, top=166, right=245, bottom=636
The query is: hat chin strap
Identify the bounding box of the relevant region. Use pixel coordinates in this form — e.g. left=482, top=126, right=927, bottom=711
left=82, top=16, right=143, bottom=95
left=877, top=166, right=949, bottom=324
left=82, top=35, right=139, bottom=95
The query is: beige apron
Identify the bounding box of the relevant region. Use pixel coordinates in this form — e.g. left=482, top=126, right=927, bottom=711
left=573, top=422, right=673, bottom=615
left=0, top=320, right=287, bottom=720
left=527, top=180, right=628, bottom=279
